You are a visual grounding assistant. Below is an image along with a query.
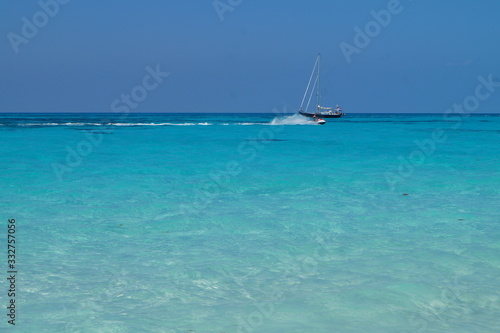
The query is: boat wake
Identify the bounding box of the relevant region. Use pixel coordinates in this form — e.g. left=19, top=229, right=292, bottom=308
left=269, top=114, right=316, bottom=125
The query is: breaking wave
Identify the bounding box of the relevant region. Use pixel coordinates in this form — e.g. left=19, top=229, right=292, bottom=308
left=1, top=115, right=318, bottom=127
left=2, top=121, right=283, bottom=127
left=3, top=122, right=216, bottom=127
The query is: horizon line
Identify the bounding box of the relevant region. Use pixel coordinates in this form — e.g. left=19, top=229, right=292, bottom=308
left=1, top=112, right=499, bottom=115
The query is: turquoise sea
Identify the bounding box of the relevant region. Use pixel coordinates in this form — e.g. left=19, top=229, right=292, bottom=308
left=1, top=112, right=499, bottom=332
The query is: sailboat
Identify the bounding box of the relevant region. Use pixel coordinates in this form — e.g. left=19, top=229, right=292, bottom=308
left=298, top=54, right=345, bottom=121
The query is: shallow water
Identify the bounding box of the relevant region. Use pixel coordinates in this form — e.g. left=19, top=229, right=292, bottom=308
left=1, top=113, right=499, bottom=332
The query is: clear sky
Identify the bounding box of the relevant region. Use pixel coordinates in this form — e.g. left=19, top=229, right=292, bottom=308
left=1, top=0, right=500, bottom=113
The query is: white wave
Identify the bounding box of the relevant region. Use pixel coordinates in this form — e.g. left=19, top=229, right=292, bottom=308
left=112, top=122, right=216, bottom=126
left=269, top=114, right=316, bottom=125
left=14, top=122, right=216, bottom=126
left=19, top=123, right=65, bottom=126
left=19, top=122, right=104, bottom=126
left=173, top=122, right=213, bottom=126
left=113, top=123, right=173, bottom=126
left=64, top=122, right=103, bottom=126
left=7, top=119, right=320, bottom=127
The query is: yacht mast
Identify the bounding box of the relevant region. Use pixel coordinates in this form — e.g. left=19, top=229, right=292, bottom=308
left=316, top=53, right=321, bottom=113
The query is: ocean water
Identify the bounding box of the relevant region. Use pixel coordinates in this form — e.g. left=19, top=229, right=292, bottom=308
left=0, top=112, right=499, bottom=332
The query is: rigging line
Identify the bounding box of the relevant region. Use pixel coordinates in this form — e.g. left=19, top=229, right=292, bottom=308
left=316, top=53, right=321, bottom=109
left=305, top=75, right=318, bottom=113
left=299, top=56, right=319, bottom=110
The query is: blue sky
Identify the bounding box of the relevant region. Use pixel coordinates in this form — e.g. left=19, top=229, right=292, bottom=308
left=1, top=0, right=499, bottom=113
